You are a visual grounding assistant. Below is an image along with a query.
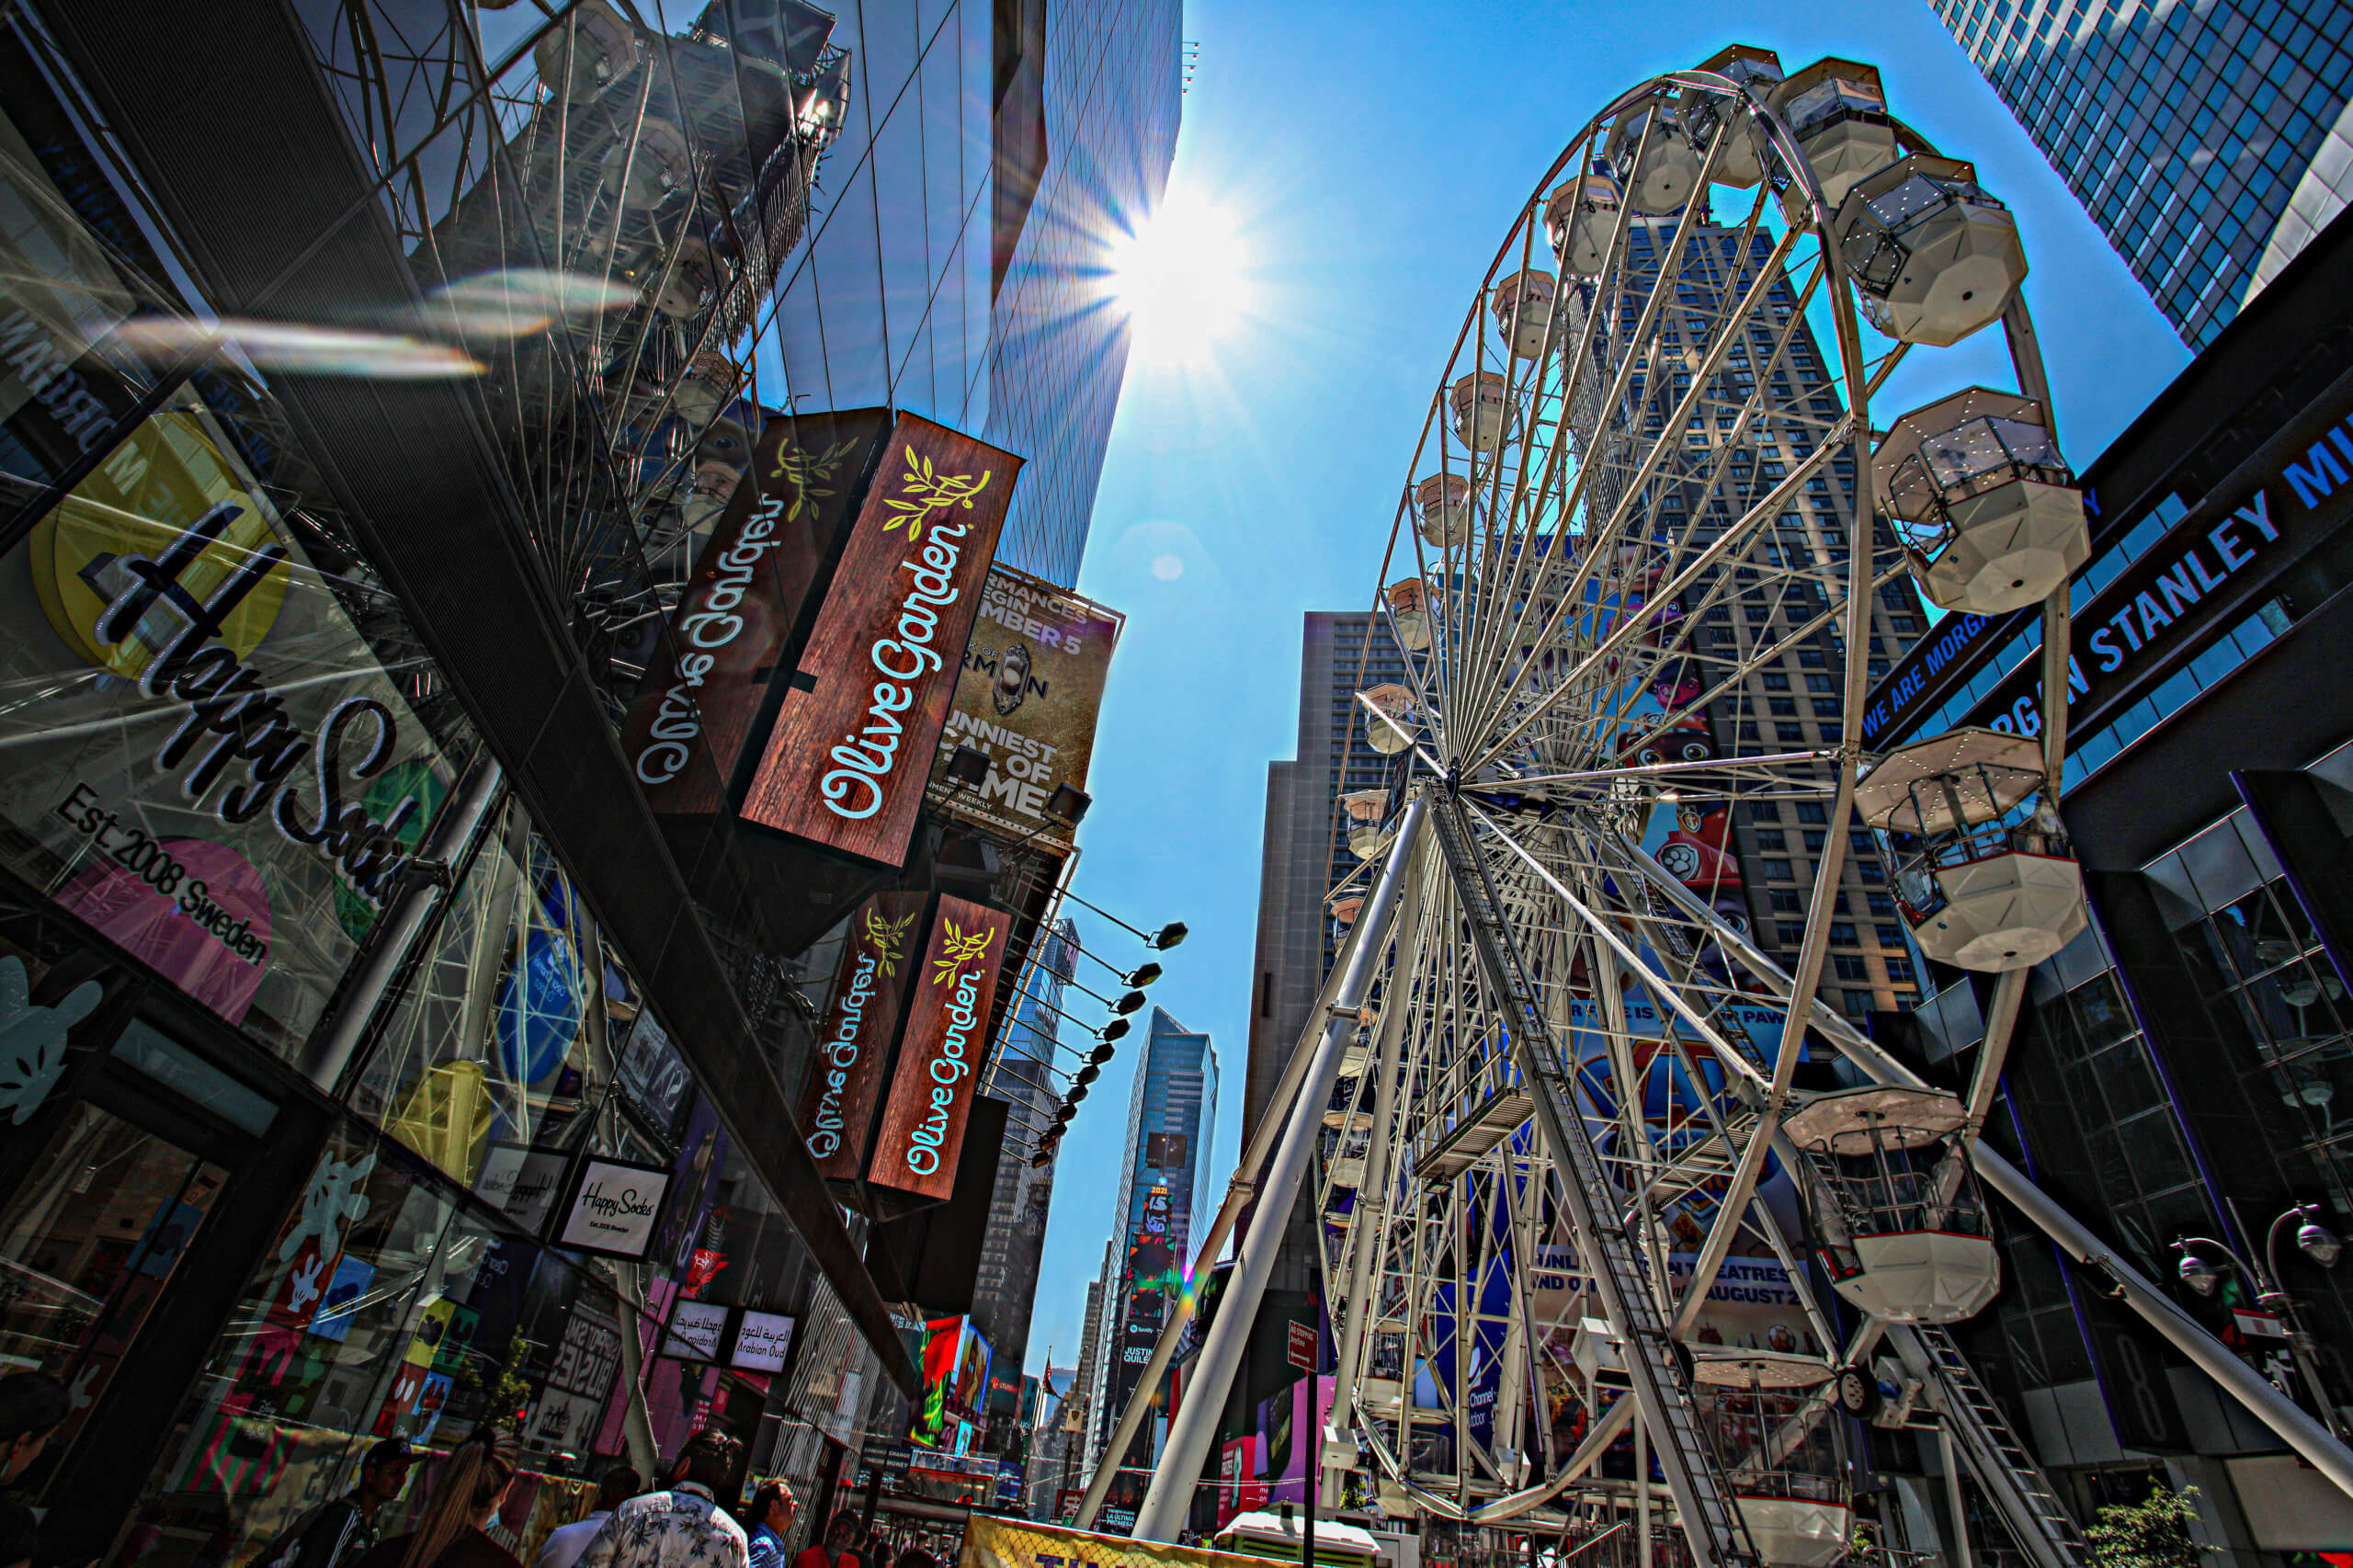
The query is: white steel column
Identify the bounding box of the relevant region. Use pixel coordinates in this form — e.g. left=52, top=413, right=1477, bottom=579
left=1129, top=795, right=1430, bottom=1542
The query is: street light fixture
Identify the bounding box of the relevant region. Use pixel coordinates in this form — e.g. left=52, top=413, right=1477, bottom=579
left=2173, top=1201, right=2348, bottom=1439
left=1124, top=962, right=1164, bottom=988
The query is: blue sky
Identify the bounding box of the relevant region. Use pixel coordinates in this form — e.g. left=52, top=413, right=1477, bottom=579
left=1019, top=0, right=2191, bottom=1376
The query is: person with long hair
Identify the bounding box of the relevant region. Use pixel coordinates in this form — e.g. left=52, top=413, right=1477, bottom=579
left=350, top=1426, right=523, bottom=1568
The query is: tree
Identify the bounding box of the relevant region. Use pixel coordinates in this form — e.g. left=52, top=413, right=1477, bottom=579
left=2086, top=1481, right=2210, bottom=1568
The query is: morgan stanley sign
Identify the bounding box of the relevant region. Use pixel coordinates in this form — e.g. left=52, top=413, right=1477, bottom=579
left=743, top=414, right=1021, bottom=867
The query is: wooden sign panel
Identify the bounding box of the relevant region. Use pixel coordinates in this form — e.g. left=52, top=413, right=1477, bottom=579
left=867, top=895, right=1013, bottom=1200
left=797, top=889, right=927, bottom=1179
left=741, top=413, right=1022, bottom=866
left=622, top=409, right=890, bottom=814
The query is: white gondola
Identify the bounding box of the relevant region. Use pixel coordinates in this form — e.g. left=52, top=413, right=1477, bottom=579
left=1542, top=173, right=1623, bottom=278
left=1768, top=58, right=1900, bottom=208
left=1449, top=370, right=1509, bottom=452
left=1875, top=388, right=2088, bottom=614
left=1690, top=1351, right=1853, bottom=1566
left=1414, top=473, right=1474, bottom=550
left=1858, top=727, right=2086, bottom=971
left=1785, top=1086, right=2001, bottom=1326
left=533, top=0, right=639, bottom=102
left=1340, top=790, right=1392, bottom=859
left=1491, top=269, right=1558, bottom=359
left=1683, top=45, right=1785, bottom=189
left=603, top=115, right=693, bottom=209
left=1834, top=155, right=2026, bottom=347
left=1384, top=577, right=1432, bottom=651
left=1359, top=684, right=1416, bottom=756
left=1212, top=1509, right=1385, bottom=1568
left=652, top=235, right=725, bottom=320
left=1605, top=92, right=1702, bottom=214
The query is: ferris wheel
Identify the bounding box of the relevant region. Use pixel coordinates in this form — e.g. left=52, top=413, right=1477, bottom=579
left=1081, top=42, right=2353, bottom=1568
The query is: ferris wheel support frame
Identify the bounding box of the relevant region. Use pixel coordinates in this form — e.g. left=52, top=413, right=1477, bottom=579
left=1126, top=797, right=1434, bottom=1543
left=1609, top=832, right=2353, bottom=1500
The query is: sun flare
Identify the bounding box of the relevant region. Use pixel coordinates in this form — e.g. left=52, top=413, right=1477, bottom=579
left=1107, top=188, right=1248, bottom=360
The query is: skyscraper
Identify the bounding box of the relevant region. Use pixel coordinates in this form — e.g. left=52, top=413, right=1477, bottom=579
left=1086, top=1007, right=1217, bottom=1529
left=1930, top=0, right=2353, bottom=347
left=972, top=919, right=1080, bottom=1434
left=984, top=0, right=1184, bottom=585
left=769, top=0, right=1181, bottom=587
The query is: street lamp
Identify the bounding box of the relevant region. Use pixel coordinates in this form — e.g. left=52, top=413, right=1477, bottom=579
left=2173, top=1202, right=2347, bottom=1439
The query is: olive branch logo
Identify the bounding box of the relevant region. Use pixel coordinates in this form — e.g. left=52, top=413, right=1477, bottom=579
left=767, top=437, right=864, bottom=523
left=861, top=908, right=917, bottom=977
left=881, top=447, right=993, bottom=542
left=930, top=919, right=996, bottom=985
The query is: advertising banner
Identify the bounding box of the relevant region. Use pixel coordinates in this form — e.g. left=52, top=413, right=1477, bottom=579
left=935, top=567, right=1123, bottom=833
left=961, top=1511, right=1275, bottom=1568
left=0, top=388, right=460, bottom=1056
left=623, top=408, right=891, bottom=813
left=867, top=894, right=1013, bottom=1200
left=797, top=890, right=927, bottom=1180
left=743, top=414, right=1022, bottom=867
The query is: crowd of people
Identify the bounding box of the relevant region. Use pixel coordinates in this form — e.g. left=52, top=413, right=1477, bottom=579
left=253, top=1426, right=946, bottom=1568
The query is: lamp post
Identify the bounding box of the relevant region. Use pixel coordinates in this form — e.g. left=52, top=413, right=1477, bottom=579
left=2173, top=1202, right=2347, bottom=1440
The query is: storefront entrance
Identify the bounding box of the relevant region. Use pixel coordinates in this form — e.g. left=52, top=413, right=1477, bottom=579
left=0, top=904, right=330, bottom=1560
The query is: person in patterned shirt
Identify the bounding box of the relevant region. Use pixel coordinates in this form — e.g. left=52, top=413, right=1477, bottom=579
left=575, top=1430, right=748, bottom=1568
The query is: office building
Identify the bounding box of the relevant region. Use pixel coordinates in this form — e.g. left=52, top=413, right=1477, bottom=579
left=1931, top=0, right=2353, bottom=347
left=1614, top=211, right=1932, bottom=1025
left=1084, top=1007, right=1216, bottom=1529
left=972, top=920, right=1080, bottom=1439
left=0, top=0, right=1176, bottom=1558
left=1859, top=199, right=2353, bottom=1552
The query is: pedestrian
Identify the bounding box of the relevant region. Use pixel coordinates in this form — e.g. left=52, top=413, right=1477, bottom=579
left=535, top=1465, right=642, bottom=1568
left=258, top=1438, right=415, bottom=1568
left=350, top=1426, right=522, bottom=1568
left=790, top=1511, right=860, bottom=1568
left=575, top=1428, right=748, bottom=1568
left=743, top=1481, right=793, bottom=1568
left=890, top=1548, right=937, bottom=1568
left=0, top=1372, right=67, bottom=1484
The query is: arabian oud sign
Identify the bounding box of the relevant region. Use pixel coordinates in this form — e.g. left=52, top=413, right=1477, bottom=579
left=622, top=408, right=890, bottom=813
left=742, top=413, right=1021, bottom=866
left=867, top=894, right=1013, bottom=1201
left=797, top=888, right=926, bottom=1181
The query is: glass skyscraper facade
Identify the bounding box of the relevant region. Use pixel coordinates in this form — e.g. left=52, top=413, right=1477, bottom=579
left=765, top=0, right=1180, bottom=585
left=1930, top=0, right=2353, bottom=347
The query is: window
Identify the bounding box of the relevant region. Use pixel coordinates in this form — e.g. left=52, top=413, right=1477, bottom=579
left=1754, top=830, right=1789, bottom=851
left=1745, top=801, right=1781, bottom=822
left=1876, top=924, right=1904, bottom=947
left=1813, top=699, right=1843, bottom=717
left=1796, top=802, right=1827, bottom=824
left=1844, top=990, right=1878, bottom=1016
left=1828, top=922, right=1859, bottom=944
left=1762, top=672, right=1790, bottom=690
left=1802, top=830, right=1827, bottom=853
left=1763, top=858, right=1795, bottom=881
left=1777, top=722, right=1808, bottom=743
left=1769, top=698, right=1799, bottom=717
left=1804, top=674, right=1837, bottom=694
left=1834, top=955, right=1873, bottom=983
left=1868, top=892, right=1896, bottom=917
left=1769, top=891, right=1804, bottom=914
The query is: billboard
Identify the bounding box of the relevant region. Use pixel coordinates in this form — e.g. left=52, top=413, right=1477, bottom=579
left=743, top=414, right=1021, bottom=866
left=911, top=1315, right=994, bottom=1449
left=867, top=894, right=1015, bottom=1199
left=797, top=890, right=927, bottom=1180
left=935, top=567, right=1123, bottom=833
left=622, top=409, right=890, bottom=812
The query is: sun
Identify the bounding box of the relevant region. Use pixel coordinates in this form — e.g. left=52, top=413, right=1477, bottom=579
left=1107, top=188, right=1248, bottom=361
